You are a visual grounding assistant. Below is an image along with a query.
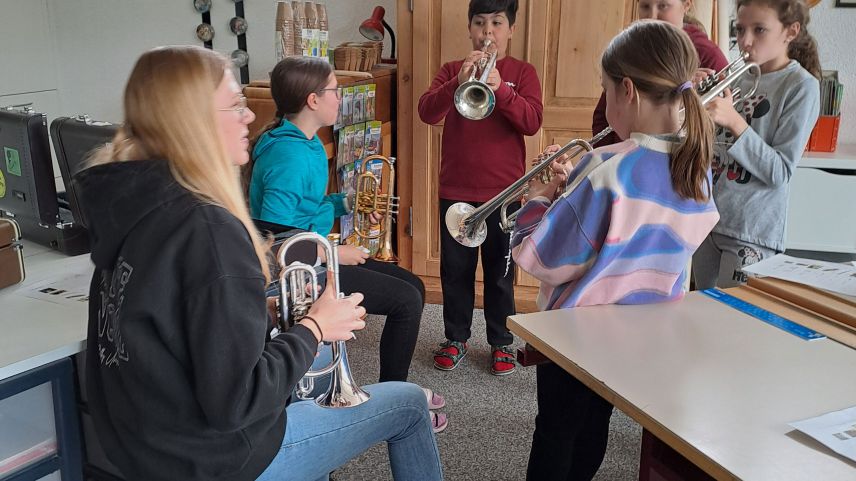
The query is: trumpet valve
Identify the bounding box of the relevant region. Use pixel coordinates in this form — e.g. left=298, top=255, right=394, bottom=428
left=356, top=193, right=377, bottom=212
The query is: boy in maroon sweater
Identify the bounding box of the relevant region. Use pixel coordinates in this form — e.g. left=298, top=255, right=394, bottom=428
left=418, top=0, right=543, bottom=376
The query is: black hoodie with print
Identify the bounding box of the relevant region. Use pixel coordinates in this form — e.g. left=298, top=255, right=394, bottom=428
left=75, top=160, right=317, bottom=481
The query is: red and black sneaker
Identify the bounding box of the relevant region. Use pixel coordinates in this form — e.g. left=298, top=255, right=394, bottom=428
left=491, top=345, right=517, bottom=376
left=433, top=340, right=468, bottom=371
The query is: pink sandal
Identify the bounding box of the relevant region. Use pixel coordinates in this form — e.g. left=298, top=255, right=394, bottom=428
left=430, top=411, right=448, bottom=434
left=422, top=388, right=446, bottom=410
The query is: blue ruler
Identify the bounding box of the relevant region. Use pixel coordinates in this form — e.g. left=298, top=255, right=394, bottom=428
left=701, top=288, right=825, bottom=341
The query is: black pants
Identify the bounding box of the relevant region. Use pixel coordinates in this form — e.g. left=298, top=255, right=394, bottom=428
left=527, top=362, right=615, bottom=480
left=439, top=198, right=516, bottom=346
left=339, top=259, right=425, bottom=382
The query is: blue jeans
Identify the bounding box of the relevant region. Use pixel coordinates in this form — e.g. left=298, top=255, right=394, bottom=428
left=257, top=382, right=442, bottom=481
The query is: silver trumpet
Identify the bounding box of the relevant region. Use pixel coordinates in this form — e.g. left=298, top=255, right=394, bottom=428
left=454, top=39, right=499, bottom=120
left=277, top=231, right=370, bottom=408
left=445, top=53, right=761, bottom=246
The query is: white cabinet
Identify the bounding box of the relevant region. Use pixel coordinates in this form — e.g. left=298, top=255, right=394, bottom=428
left=786, top=145, right=856, bottom=254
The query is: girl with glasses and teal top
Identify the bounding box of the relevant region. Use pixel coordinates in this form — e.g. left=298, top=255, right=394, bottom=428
left=249, top=56, right=449, bottom=433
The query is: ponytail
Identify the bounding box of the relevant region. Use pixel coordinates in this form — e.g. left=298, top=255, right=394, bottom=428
left=683, top=14, right=706, bottom=34
left=672, top=88, right=714, bottom=202
left=788, top=29, right=821, bottom=79
left=243, top=113, right=284, bottom=196
left=602, top=21, right=714, bottom=202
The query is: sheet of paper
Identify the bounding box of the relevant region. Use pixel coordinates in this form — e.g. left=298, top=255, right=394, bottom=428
left=18, top=257, right=93, bottom=307
left=742, top=254, right=856, bottom=297
left=789, top=405, right=856, bottom=463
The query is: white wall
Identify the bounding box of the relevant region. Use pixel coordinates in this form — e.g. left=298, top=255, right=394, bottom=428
left=5, top=1, right=849, bottom=142
left=245, top=0, right=398, bottom=81
left=810, top=0, right=856, bottom=144
left=1, top=0, right=396, bottom=123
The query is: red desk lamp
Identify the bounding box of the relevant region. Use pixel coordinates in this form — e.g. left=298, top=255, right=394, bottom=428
left=359, top=6, right=396, bottom=61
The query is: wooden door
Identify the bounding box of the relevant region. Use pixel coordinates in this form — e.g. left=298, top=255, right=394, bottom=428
left=399, top=0, right=638, bottom=287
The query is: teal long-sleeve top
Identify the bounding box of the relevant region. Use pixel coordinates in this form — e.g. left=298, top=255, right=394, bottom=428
left=249, top=119, right=348, bottom=235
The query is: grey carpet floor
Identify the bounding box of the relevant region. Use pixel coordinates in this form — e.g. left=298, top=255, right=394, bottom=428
left=331, top=304, right=642, bottom=481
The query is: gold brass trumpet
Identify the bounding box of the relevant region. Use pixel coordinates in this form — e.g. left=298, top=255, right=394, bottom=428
left=445, top=53, right=761, bottom=246
left=277, top=232, right=370, bottom=408
left=454, top=39, right=499, bottom=120
left=354, top=155, right=399, bottom=263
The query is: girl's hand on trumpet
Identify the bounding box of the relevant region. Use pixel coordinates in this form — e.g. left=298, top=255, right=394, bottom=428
left=369, top=211, right=384, bottom=224
left=692, top=68, right=716, bottom=88
left=300, top=270, right=367, bottom=342
left=527, top=145, right=569, bottom=202
left=338, top=244, right=370, bottom=265
left=705, top=87, right=749, bottom=137
left=266, top=296, right=280, bottom=328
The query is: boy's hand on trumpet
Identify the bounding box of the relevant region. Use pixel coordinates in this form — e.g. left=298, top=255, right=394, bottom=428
left=458, top=50, right=488, bottom=85
left=485, top=67, right=503, bottom=91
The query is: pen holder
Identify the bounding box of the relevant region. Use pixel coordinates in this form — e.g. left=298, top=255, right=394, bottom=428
left=806, top=115, right=840, bottom=153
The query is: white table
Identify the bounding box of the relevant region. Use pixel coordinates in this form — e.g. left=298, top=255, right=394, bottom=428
left=0, top=241, right=91, bottom=381
left=508, top=292, right=856, bottom=480
left=0, top=241, right=91, bottom=480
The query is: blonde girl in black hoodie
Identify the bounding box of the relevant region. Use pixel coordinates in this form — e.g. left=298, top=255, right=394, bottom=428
left=77, top=46, right=442, bottom=481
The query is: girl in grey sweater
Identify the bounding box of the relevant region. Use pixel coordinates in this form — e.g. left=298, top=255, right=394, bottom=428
left=694, top=0, right=821, bottom=289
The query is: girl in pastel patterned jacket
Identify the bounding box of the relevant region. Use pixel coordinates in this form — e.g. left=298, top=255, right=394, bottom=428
left=511, top=21, right=720, bottom=480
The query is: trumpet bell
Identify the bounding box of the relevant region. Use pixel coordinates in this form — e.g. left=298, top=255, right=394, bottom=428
left=314, top=344, right=371, bottom=408
left=454, top=81, right=496, bottom=120
left=444, top=202, right=487, bottom=247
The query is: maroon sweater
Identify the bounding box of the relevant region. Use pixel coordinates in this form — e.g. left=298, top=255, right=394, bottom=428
left=418, top=56, right=543, bottom=202
left=592, top=23, right=729, bottom=147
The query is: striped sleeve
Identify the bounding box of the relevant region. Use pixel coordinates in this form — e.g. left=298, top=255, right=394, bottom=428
left=511, top=188, right=604, bottom=287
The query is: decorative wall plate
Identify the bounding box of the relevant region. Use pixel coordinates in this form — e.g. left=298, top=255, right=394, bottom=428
left=196, top=23, right=215, bottom=42
left=229, top=16, right=248, bottom=35
left=231, top=49, right=249, bottom=68
left=193, top=0, right=212, bottom=14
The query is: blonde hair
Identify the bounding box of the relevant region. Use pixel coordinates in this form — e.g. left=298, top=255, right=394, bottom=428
left=90, top=46, right=271, bottom=283
left=602, top=21, right=714, bottom=202
left=681, top=0, right=707, bottom=33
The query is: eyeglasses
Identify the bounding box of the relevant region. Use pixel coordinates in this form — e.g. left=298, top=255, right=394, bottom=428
left=218, top=95, right=249, bottom=116
left=318, top=87, right=342, bottom=100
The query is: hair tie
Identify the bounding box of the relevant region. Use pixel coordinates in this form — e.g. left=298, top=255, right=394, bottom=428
left=302, top=315, right=324, bottom=342
left=676, top=81, right=693, bottom=93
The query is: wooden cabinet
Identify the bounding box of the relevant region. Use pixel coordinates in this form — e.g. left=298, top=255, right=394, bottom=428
left=397, top=0, right=638, bottom=305
left=245, top=65, right=397, bottom=161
